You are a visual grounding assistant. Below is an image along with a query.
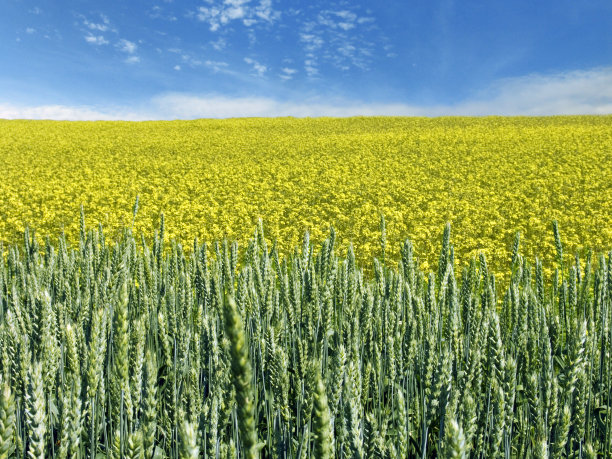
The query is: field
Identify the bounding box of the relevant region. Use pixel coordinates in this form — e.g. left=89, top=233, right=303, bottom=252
left=0, top=219, right=611, bottom=457
left=1, top=116, right=611, bottom=458
left=1, top=116, right=611, bottom=284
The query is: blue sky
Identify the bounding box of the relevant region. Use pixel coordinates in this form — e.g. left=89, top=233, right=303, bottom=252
left=1, top=0, right=611, bottom=119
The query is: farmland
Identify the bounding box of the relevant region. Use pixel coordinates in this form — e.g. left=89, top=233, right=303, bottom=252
left=1, top=116, right=611, bottom=282
left=0, top=218, right=611, bottom=457
left=0, top=115, right=611, bottom=457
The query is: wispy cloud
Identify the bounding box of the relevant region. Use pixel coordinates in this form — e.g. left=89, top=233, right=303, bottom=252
left=205, top=60, right=230, bottom=73
left=168, top=48, right=204, bottom=68
left=304, top=58, right=318, bottom=77
left=459, top=67, right=612, bottom=116
left=300, top=33, right=324, bottom=53
left=81, top=14, right=115, bottom=46
left=84, top=35, right=109, bottom=45
left=244, top=57, right=267, bottom=77
left=167, top=49, right=235, bottom=74
left=0, top=103, right=146, bottom=121
left=138, top=70, right=612, bottom=116
left=299, top=29, right=324, bottom=76
left=117, top=39, right=139, bottom=63
left=26, top=27, right=36, bottom=34
left=317, top=10, right=366, bottom=31
left=210, top=37, right=227, bottom=51
left=148, top=5, right=177, bottom=21
left=253, top=0, right=278, bottom=23
left=188, top=3, right=382, bottom=79
left=280, top=67, right=297, bottom=80
left=194, top=0, right=280, bottom=32
left=117, top=39, right=137, bottom=54
left=83, top=14, right=112, bottom=32
left=299, top=7, right=378, bottom=77
left=2, top=67, right=611, bottom=120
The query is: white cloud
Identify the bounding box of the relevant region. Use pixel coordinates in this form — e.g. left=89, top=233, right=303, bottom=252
left=244, top=57, right=267, bottom=77
left=337, top=22, right=355, bottom=31
left=150, top=72, right=612, bottom=116
left=357, top=17, right=375, bottom=25
left=459, top=68, right=612, bottom=115
left=84, top=35, right=109, bottom=45
left=83, top=15, right=111, bottom=32
left=280, top=67, right=297, bottom=80
left=153, top=94, right=282, bottom=118
left=86, top=22, right=108, bottom=32
left=384, top=44, right=397, bottom=58
left=318, top=10, right=359, bottom=31
left=117, top=39, right=139, bottom=63
left=205, top=60, right=229, bottom=71
left=299, top=8, right=377, bottom=76
left=117, top=39, right=137, bottom=54
left=300, top=33, right=324, bottom=52
left=2, top=67, right=611, bottom=120
left=254, top=0, right=277, bottom=22
left=334, top=11, right=356, bottom=20
left=29, top=7, right=42, bottom=14
left=149, top=94, right=419, bottom=118
left=226, top=6, right=245, bottom=19
left=148, top=5, right=178, bottom=21
left=304, top=58, right=318, bottom=77
left=168, top=49, right=211, bottom=68
left=195, top=0, right=280, bottom=31
left=0, top=103, right=146, bottom=121
left=210, top=37, right=227, bottom=51
left=26, top=27, right=36, bottom=34
left=174, top=65, right=181, bottom=71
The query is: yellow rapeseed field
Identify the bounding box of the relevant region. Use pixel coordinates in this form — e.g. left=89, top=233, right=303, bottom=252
left=1, top=116, right=611, bottom=282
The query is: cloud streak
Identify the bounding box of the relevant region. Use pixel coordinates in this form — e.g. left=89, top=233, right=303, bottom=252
left=117, top=39, right=137, bottom=54
left=0, top=104, right=146, bottom=121
left=244, top=57, right=267, bottom=77
left=83, top=15, right=111, bottom=32
left=280, top=67, right=297, bottom=80
left=84, top=35, right=109, bottom=45
left=299, top=7, right=378, bottom=76
left=2, top=67, right=611, bottom=120
left=194, top=0, right=280, bottom=32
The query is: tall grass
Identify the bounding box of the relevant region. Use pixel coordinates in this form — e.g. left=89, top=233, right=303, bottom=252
left=0, top=215, right=610, bottom=457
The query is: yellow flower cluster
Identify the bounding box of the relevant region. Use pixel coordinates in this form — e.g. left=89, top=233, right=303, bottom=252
left=1, top=116, right=610, bottom=283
